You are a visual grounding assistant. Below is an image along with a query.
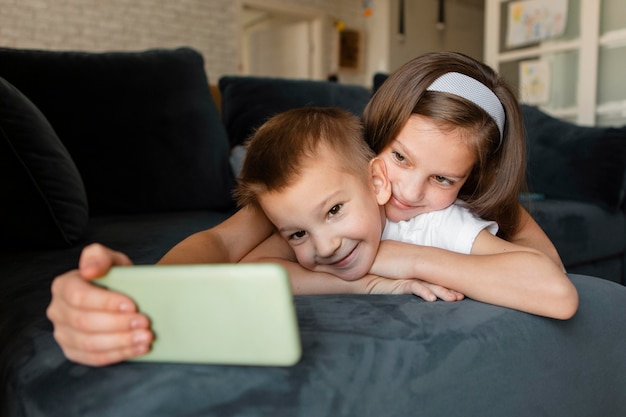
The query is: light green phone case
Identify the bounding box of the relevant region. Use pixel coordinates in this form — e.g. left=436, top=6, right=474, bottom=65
left=95, top=263, right=302, bottom=366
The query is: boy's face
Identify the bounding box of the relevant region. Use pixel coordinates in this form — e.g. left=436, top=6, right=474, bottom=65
left=378, top=114, right=475, bottom=222
left=258, top=146, right=386, bottom=281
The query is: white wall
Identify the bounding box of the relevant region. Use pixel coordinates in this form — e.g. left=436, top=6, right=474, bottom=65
left=386, top=0, right=485, bottom=72
left=247, top=20, right=312, bottom=78
left=0, top=0, right=484, bottom=87
left=0, top=0, right=239, bottom=84
left=0, top=0, right=371, bottom=83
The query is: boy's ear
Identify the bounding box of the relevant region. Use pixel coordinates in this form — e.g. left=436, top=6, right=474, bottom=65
left=369, top=158, right=391, bottom=205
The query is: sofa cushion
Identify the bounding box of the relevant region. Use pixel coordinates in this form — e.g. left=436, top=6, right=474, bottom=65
left=522, top=105, right=626, bottom=211
left=0, top=47, right=236, bottom=215
left=525, top=199, right=625, bottom=271
left=372, top=72, right=389, bottom=93
left=219, top=76, right=372, bottom=148
left=0, top=77, right=88, bottom=249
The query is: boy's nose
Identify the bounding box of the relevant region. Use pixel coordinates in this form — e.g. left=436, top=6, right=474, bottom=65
left=313, top=232, right=341, bottom=259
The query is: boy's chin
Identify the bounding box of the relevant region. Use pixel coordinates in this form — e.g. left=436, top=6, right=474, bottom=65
left=324, top=265, right=370, bottom=282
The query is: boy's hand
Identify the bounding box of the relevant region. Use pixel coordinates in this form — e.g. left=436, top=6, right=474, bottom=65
left=46, top=244, right=153, bottom=366
left=363, top=274, right=464, bottom=302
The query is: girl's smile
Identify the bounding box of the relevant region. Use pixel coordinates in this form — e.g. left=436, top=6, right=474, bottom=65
left=389, top=194, right=423, bottom=211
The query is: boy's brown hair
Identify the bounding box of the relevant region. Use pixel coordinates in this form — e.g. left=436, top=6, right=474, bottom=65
left=235, top=107, right=375, bottom=212
left=363, top=51, right=526, bottom=239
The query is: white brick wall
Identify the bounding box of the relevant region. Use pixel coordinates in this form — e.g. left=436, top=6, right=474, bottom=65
left=0, top=0, right=366, bottom=82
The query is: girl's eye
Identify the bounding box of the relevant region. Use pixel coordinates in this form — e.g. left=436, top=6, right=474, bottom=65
left=289, top=230, right=307, bottom=240
left=328, top=204, right=342, bottom=217
left=392, top=150, right=406, bottom=163
left=433, top=175, right=453, bottom=185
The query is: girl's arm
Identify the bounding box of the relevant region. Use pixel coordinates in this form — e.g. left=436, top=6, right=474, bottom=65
left=510, top=205, right=565, bottom=271
left=370, top=231, right=578, bottom=320
left=241, top=233, right=463, bottom=301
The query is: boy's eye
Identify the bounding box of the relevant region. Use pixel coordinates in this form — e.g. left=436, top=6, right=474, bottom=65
left=328, top=204, right=342, bottom=217
left=289, top=230, right=307, bottom=240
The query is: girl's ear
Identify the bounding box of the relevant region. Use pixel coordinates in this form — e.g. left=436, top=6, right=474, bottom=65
left=369, top=158, right=391, bottom=205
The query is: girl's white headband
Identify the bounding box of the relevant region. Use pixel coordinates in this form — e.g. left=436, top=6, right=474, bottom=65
left=426, top=72, right=505, bottom=143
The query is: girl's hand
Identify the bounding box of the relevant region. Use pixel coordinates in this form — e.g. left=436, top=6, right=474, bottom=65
left=370, top=240, right=465, bottom=301
left=363, top=274, right=464, bottom=302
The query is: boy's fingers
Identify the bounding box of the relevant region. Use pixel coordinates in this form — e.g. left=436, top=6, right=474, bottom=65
left=54, top=324, right=153, bottom=352
left=50, top=270, right=137, bottom=312
left=78, top=243, right=133, bottom=279
left=58, top=332, right=152, bottom=367
left=51, top=305, right=150, bottom=333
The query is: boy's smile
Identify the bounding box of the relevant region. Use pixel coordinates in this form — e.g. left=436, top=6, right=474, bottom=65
left=257, top=145, right=386, bottom=281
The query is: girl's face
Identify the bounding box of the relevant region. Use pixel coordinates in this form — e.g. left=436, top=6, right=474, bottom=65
left=378, top=114, right=476, bottom=222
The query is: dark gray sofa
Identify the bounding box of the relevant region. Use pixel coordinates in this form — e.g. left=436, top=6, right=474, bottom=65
left=520, top=103, right=626, bottom=284
left=2, top=46, right=626, bottom=417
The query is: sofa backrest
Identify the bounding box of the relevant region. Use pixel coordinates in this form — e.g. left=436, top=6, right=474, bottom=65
left=218, top=75, right=372, bottom=149
left=0, top=75, right=89, bottom=249
left=0, top=47, right=236, bottom=219
left=522, top=104, right=626, bottom=212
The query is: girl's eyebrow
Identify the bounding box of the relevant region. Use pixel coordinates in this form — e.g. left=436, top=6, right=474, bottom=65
left=440, top=172, right=468, bottom=181
left=392, top=139, right=469, bottom=180
left=391, top=139, right=412, bottom=156
left=434, top=167, right=470, bottom=182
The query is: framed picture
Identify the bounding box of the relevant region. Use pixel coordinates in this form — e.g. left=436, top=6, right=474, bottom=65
left=519, top=59, right=551, bottom=104
left=338, top=28, right=363, bottom=71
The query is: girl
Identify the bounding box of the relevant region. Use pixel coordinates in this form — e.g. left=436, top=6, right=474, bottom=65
left=365, top=51, right=528, bottom=240
left=354, top=52, right=576, bottom=320
left=46, top=52, right=574, bottom=367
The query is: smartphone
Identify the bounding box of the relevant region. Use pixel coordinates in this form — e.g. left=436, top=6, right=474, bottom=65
left=95, top=263, right=301, bottom=366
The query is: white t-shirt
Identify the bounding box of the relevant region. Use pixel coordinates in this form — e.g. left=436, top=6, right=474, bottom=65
left=381, top=201, right=498, bottom=254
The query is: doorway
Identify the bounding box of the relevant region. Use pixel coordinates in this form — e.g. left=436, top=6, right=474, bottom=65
left=237, top=0, right=324, bottom=80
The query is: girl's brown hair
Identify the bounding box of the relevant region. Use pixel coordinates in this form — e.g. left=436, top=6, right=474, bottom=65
left=363, top=51, right=526, bottom=239
left=235, top=107, right=374, bottom=212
